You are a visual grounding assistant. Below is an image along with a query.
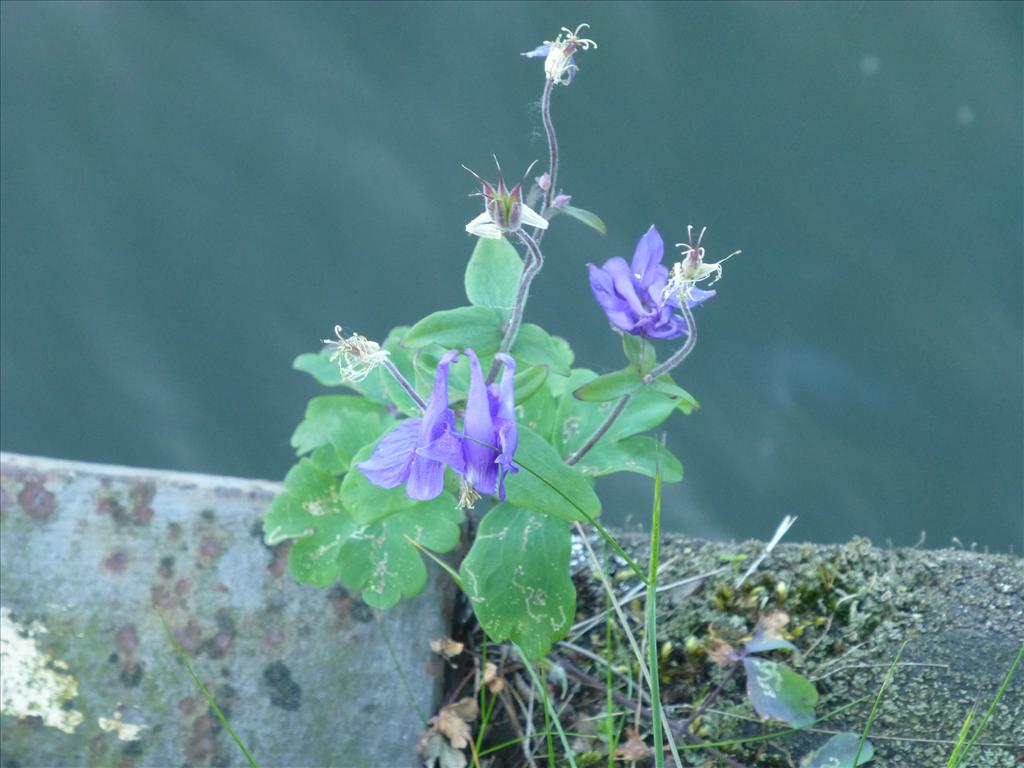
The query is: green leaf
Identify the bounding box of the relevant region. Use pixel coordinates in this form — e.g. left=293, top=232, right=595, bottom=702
left=339, top=442, right=423, bottom=525
left=647, top=377, right=700, bottom=414
left=555, top=369, right=681, bottom=456
left=743, top=658, right=819, bottom=728
left=800, top=733, right=874, bottom=768
left=464, top=236, right=524, bottom=319
left=288, top=512, right=358, bottom=587
left=290, top=395, right=393, bottom=462
left=459, top=504, right=575, bottom=660
left=575, top=436, right=683, bottom=483
left=338, top=496, right=462, bottom=609
left=516, top=380, right=559, bottom=443
left=504, top=425, right=601, bottom=522
left=402, top=306, right=503, bottom=354
left=293, top=350, right=343, bottom=387
left=622, top=334, right=657, bottom=374
left=263, top=460, right=357, bottom=587
left=573, top=368, right=643, bottom=402
left=559, top=204, right=607, bottom=236
left=514, top=365, right=549, bottom=405
left=510, top=324, right=573, bottom=377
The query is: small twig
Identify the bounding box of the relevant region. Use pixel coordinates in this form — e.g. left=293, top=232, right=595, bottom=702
left=679, top=662, right=740, bottom=735
left=644, top=302, right=698, bottom=383
left=486, top=229, right=544, bottom=382
left=381, top=358, right=427, bottom=411
left=534, top=77, right=557, bottom=242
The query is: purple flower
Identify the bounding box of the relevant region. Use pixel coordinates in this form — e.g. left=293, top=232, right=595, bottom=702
left=587, top=225, right=715, bottom=340
left=463, top=350, right=519, bottom=501
left=357, top=350, right=465, bottom=501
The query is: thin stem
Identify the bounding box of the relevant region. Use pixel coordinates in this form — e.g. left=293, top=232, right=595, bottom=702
left=565, top=395, right=631, bottom=466
left=645, top=303, right=698, bottom=383
left=486, top=229, right=544, bottom=382
left=381, top=358, right=427, bottom=411
left=679, top=663, right=740, bottom=735
left=534, top=77, right=557, bottom=242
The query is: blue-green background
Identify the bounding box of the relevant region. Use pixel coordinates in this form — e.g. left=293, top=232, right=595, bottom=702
left=2, top=1, right=1021, bottom=549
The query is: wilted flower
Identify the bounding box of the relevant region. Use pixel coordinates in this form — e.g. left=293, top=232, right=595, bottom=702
left=522, top=24, right=597, bottom=85
left=357, top=350, right=465, bottom=501
left=323, top=325, right=389, bottom=382
left=465, top=159, right=548, bottom=239
left=664, top=225, right=741, bottom=304
left=587, top=226, right=715, bottom=340
left=463, top=350, right=519, bottom=500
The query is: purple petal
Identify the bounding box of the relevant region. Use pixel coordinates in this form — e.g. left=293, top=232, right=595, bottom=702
left=462, top=349, right=499, bottom=496
left=630, top=225, right=664, bottom=289
left=600, top=257, right=648, bottom=319
left=416, top=420, right=466, bottom=476
left=587, top=263, right=638, bottom=332
left=406, top=410, right=455, bottom=500
left=356, top=419, right=421, bottom=488
left=521, top=44, right=550, bottom=58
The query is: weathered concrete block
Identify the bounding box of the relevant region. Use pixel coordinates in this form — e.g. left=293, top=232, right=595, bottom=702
left=0, top=453, right=452, bottom=768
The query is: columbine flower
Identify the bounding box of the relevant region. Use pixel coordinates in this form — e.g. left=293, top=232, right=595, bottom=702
left=357, top=350, right=465, bottom=501
left=663, top=226, right=741, bottom=305
left=465, top=159, right=548, bottom=239
left=522, top=24, right=597, bottom=85
left=323, top=325, right=390, bottom=382
left=462, top=350, right=519, bottom=500
left=587, top=226, right=715, bottom=340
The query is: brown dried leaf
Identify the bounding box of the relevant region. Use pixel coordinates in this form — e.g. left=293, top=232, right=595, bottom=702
left=706, top=625, right=736, bottom=667
left=481, top=661, right=505, bottom=694
left=755, top=610, right=789, bottom=640
left=430, top=636, right=465, bottom=659
left=614, top=728, right=653, bottom=761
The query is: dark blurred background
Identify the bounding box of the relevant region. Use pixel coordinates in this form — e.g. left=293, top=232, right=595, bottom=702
left=2, top=1, right=1021, bottom=549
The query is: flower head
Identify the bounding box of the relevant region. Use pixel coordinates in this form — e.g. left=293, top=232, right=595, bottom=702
left=587, top=226, right=715, bottom=340
left=464, top=158, right=548, bottom=240
left=463, top=350, right=519, bottom=500
left=323, top=326, right=389, bottom=382
left=357, top=350, right=465, bottom=501
left=522, top=24, right=597, bottom=85
left=663, top=226, right=741, bottom=305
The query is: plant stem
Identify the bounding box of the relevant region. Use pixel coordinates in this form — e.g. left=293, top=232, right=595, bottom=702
left=568, top=307, right=700, bottom=465
left=645, top=302, right=698, bottom=383
left=565, top=395, right=631, bottom=466
left=381, top=358, right=427, bottom=411
left=535, top=77, right=557, bottom=242
left=647, top=467, right=667, bottom=768
left=486, top=229, right=544, bottom=382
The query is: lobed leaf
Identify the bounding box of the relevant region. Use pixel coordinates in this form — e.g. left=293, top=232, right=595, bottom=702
left=621, top=334, right=657, bottom=375
left=337, top=496, right=463, bottom=610
left=290, top=395, right=393, bottom=464
left=459, top=504, right=575, bottom=660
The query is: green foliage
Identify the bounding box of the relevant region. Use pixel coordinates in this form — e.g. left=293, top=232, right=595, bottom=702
left=743, top=658, right=819, bottom=728
left=622, top=334, right=656, bottom=374
left=573, top=368, right=643, bottom=402
left=460, top=504, right=575, bottom=660
left=559, top=204, right=607, bottom=236
left=290, top=395, right=394, bottom=468
left=338, top=498, right=462, bottom=609
left=510, top=323, right=574, bottom=377
left=464, top=236, right=524, bottom=319
left=576, top=435, right=683, bottom=483
left=505, top=425, right=601, bottom=521
left=800, top=732, right=874, bottom=768
left=402, top=306, right=504, bottom=354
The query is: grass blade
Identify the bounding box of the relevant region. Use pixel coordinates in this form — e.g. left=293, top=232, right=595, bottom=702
left=515, top=644, right=578, bottom=768
left=158, top=612, right=259, bottom=768
left=854, top=640, right=906, bottom=764
left=948, top=641, right=1023, bottom=768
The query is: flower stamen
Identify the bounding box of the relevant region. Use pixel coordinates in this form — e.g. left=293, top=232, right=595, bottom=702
left=323, top=326, right=390, bottom=383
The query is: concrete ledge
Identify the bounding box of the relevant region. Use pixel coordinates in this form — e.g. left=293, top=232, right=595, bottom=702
left=0, top=453, right=453, bottom=768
